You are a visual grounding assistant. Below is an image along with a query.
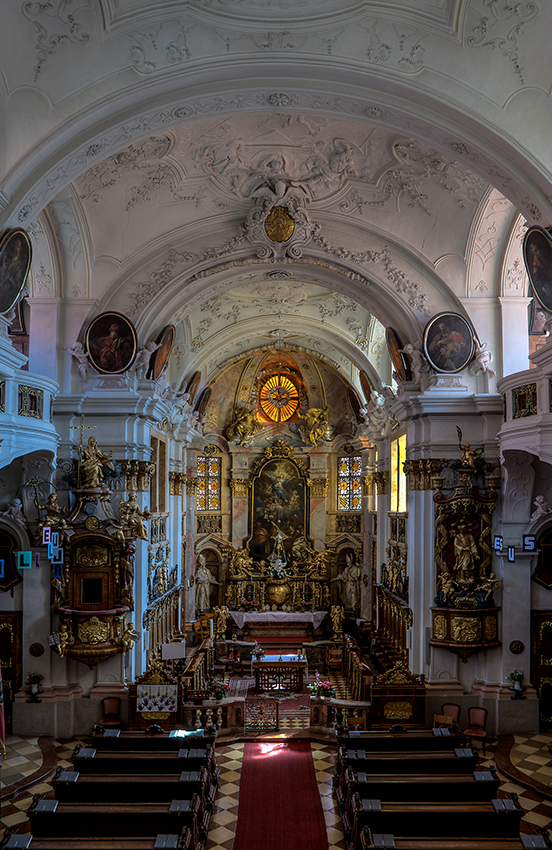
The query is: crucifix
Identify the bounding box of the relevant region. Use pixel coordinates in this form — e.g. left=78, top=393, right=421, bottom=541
left=67, top=414, right=96, bottom=488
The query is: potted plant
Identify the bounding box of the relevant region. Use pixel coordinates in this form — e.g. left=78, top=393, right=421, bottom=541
left=307, top=671, right=336, bottom=699
left=251, top=640, right=266, bottom=660
left=25, top=672, right=44, bottom=694
left=507, top=669, right=523, bottom=690
left=208, top=680, right=230, bottom=701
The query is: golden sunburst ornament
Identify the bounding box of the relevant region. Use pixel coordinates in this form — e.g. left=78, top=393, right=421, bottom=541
left=259, top=374, right=299, bottom=421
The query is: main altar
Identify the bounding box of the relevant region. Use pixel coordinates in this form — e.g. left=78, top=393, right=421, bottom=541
left=221, top=441, right=331, bottom=615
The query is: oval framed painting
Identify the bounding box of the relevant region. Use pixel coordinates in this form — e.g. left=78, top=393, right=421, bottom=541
left=0, top=228, right=32, bottom=316
left=423, top=312, right=475, bottom=373
left=386, top=327, right=411, bottom=382
left=523, top=225, right=552, bottom=312
left=85, top=311, right=137, bottom=374
left=150, top=325, right=175, bottom=382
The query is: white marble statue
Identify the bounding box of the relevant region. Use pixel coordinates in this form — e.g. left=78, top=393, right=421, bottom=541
left=470, top=341, right=497, bottom=378
left=530, top=495, right=551, bottom=523
left=65, top=342, right=91, bottom=381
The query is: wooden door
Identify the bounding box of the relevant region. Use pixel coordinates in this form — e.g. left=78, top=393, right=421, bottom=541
left=0, top=611, right=22, bottom=733
left=531, top=611, right=552, bottom=729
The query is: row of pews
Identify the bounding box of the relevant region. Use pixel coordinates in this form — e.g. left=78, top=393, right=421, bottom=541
left=334, top=727, right=549, bottom=850
left=3, top=726, right=219, bottom=850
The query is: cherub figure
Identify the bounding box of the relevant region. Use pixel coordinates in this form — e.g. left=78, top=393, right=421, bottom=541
left=133, top=341, right=162, bottom=380
left=478, top=572, right=500, bottom=602
left=1, top=498, right=28, bottom=528
left=530, top=495, right=551, bottom=522
left=400, top=343, right=431, bottom=385
left=121, top=622, right=139, bottom=654
left=65, top=342, right=91, bottom=381
left=470, top=341, right=497, bottom=378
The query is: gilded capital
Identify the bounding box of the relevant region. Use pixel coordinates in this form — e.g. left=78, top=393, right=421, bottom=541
left=229, top=478, right=251, bottom=498
left=306, top=477, right=328, bottom=498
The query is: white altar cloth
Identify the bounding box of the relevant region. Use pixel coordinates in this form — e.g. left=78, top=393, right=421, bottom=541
left=229, top=610, right=327, bottom=629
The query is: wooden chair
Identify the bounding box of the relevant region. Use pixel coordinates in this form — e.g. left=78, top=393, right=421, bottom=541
left=441, top=702, right=461, bottom=725
left=100, top=696, right=122, bottom=728
left=464, top=706, right=488, bottom=754
left=328, top=646, right=343, bottom=670
left=348, top=713, right=366, bottom=731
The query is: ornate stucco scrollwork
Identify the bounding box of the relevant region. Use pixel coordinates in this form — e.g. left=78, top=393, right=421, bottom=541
left=306, top=478, right=328, bottom=498
left=78, top=616, right=110, bottom=646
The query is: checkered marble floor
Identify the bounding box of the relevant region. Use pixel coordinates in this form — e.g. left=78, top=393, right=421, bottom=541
left=3, top=729, right=552, bottom=847
left=206, top=739, right=343, bottom=850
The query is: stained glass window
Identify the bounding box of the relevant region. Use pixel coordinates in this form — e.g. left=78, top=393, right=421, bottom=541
left=258, top=373, right=300, bottom=422
left=196, top=454, right=221, bottom=511
left=337, top=454, right=362, bottom=511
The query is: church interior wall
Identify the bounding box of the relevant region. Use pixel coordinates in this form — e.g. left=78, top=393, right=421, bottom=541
left=3, top=1, right=552, bottom=737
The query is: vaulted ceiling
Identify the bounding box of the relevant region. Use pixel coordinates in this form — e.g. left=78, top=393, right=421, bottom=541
left=2, top=0, right=550, bottom=389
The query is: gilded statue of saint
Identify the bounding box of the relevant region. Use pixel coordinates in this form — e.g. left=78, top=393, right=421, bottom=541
left=81, top=436, right=114, bottom=489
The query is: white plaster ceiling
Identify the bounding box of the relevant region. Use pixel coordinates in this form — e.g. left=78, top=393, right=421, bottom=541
left=1, top=0, right=545, bottom=386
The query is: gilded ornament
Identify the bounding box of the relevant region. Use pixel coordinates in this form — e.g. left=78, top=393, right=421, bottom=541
left=451, top=616, right=480, bottom=642
left=229, top=478, right=251, bottom=498
left=433, top=615, right=447, bottom=640
left=383, top=701, right=413, bottom=720
left=484, top=616, right=497, bottom=640
left=306, top=478, right=328, bottom=498
left=264, top=205, right=295, bottom=242
left=78, top=616, right=110, bottom=646
left=75, top=545, right=109, bottom=568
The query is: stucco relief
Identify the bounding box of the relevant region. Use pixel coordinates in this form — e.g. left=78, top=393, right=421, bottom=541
left=467, top=191, right=513, bottom=296
left=12, top=89, right=544, bottom=228
left=128, top=20, right=191, bottom=74
left=466, top=0, right=540, bottom=84
left=22, top=0, right=92, bottom=80
left=501, top=450, right=534, bottom=524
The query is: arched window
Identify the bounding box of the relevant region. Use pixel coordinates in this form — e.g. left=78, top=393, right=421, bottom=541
left=337, top=453, right=362, bottom=511
left=196, top=451, right=221, bottom=511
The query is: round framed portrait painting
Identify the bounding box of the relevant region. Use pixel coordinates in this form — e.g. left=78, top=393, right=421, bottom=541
left=523, top=225, right=552, bottom=312
left=149, top=325, right=175, bottom=382
left=0, top=228, right=32, bottom=316
left=423, top=312, right=475, bottom=373
left=85, top=312, right=137, bottom=374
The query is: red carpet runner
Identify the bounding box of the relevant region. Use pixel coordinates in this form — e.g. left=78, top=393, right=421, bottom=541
left=233, top=740, right=329, bottom=850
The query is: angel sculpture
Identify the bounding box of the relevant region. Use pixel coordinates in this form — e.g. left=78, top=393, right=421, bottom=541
left=133, top=341, right=162, bottom=380
left=226, top=406, right=260, bottom=445
left=400, top=343, right=431, bottom=385
left=65, top=342, right=91, bottom=381
left=470, top=341, right=496, bottom=378
left=302, top=407, right=328, bottom=447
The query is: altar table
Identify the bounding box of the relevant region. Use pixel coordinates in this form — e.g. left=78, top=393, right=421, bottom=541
left=252, top=654, right=308, bottom=692
left=229, top=611, right=327, bottom=629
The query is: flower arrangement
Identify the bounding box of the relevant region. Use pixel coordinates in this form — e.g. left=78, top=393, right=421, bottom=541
left=251, top=640, right=266, bottom=659
left=240, top=599, right=260, bottom=612
left=25, top=672, right=44, bottom=687
left=208, top=680, right=230, bottom=701
left=307, top=671, right=336, bottom=699
left=507, top=669, right=523, bottom=684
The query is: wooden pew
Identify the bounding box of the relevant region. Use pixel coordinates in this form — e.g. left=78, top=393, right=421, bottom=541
left=336, top=767, right=500, bottom=814
left=52, top=766, right=216, bottom=827
left=28, top=798, right=202, bottom=847
left=359, top=828, right=546, bottom=850
left=2, top=827, right=195, bottom=850
left=346, top=798, right=522, bottom=850
left=336, top=746, right=479, bottom=792
left=90, top=728, right=214, bottom=751
left=72, top=744, right=215, bottom=778
left=337, top=729, right=463, bottom=751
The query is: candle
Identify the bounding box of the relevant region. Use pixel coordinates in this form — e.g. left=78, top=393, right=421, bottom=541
left=209, top=619, right=214, bottom=638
